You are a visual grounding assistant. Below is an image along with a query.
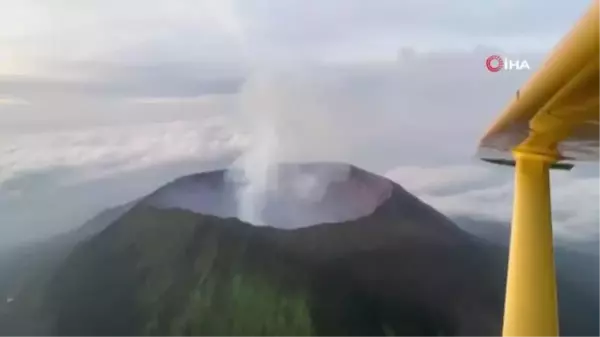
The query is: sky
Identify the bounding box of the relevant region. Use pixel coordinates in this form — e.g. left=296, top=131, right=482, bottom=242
left=0, top=0, right=598, bottom=248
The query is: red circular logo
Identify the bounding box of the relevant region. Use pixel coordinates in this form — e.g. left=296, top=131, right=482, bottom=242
left=485, top=55, right=504, bottom=72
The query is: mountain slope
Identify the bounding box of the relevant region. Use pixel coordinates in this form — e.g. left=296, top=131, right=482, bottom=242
left=453, top=216, right=600, bottom=336
left=0, top=202, right=134, bottom=335
left=45, top=206, right=505, bottom=335
left=40, top=164, right=507, bottom=336
left=1, top=163, right=596, bottom=336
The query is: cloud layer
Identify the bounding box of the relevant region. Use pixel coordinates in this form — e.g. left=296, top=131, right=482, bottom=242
left=0, top=1, right=597, bottom=248
left=386, top=164, right=599, bottom=242
left=0, top=117, right=246, bottom=246
left=2, top=61, right=597, bottom=248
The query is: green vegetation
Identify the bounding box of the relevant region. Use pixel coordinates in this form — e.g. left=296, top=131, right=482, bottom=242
left=381, top=323, right=396, bottom=336
left=48, top=208, right=314, bottom=337
left=85, top=207, right=316, bottom=335
left=166, top=273, right=313, bottom=336
left=7, top=205, right=501, bottom=336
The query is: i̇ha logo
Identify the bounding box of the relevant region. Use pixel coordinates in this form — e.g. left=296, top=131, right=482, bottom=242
left=485, top=55, right=530, bottom=72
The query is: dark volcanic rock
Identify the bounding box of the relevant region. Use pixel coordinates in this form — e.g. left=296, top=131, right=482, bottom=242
left=144, top=163, right=393, bottom=228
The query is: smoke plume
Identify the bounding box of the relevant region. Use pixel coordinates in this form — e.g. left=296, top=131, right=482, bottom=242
left=227, top=68, right=353, bottom=226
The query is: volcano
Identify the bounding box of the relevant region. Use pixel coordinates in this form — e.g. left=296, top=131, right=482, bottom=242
left=145, top=162, right=394, bottom=228
left=0, top=162, right=596, bottom=336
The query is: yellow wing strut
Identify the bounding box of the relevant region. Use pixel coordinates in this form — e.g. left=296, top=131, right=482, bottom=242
left=477, top=1, right=599, bottom=336
left=503, top=151, right=558, bottom=336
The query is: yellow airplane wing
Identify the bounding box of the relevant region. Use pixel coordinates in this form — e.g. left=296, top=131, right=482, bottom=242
left=477, top=1, right=599, bottom=336
left=478, top=0, right=599, bottom=166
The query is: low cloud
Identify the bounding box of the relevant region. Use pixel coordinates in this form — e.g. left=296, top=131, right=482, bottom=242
left=0, top=96, right=29, bottom=105
left=386, top=164, right=599, bottom=242
left=384, top=164, right=499, bottom=194
left=1, top=49, right=597, bottom=249
left=0, top=117, right=247, bottom=247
